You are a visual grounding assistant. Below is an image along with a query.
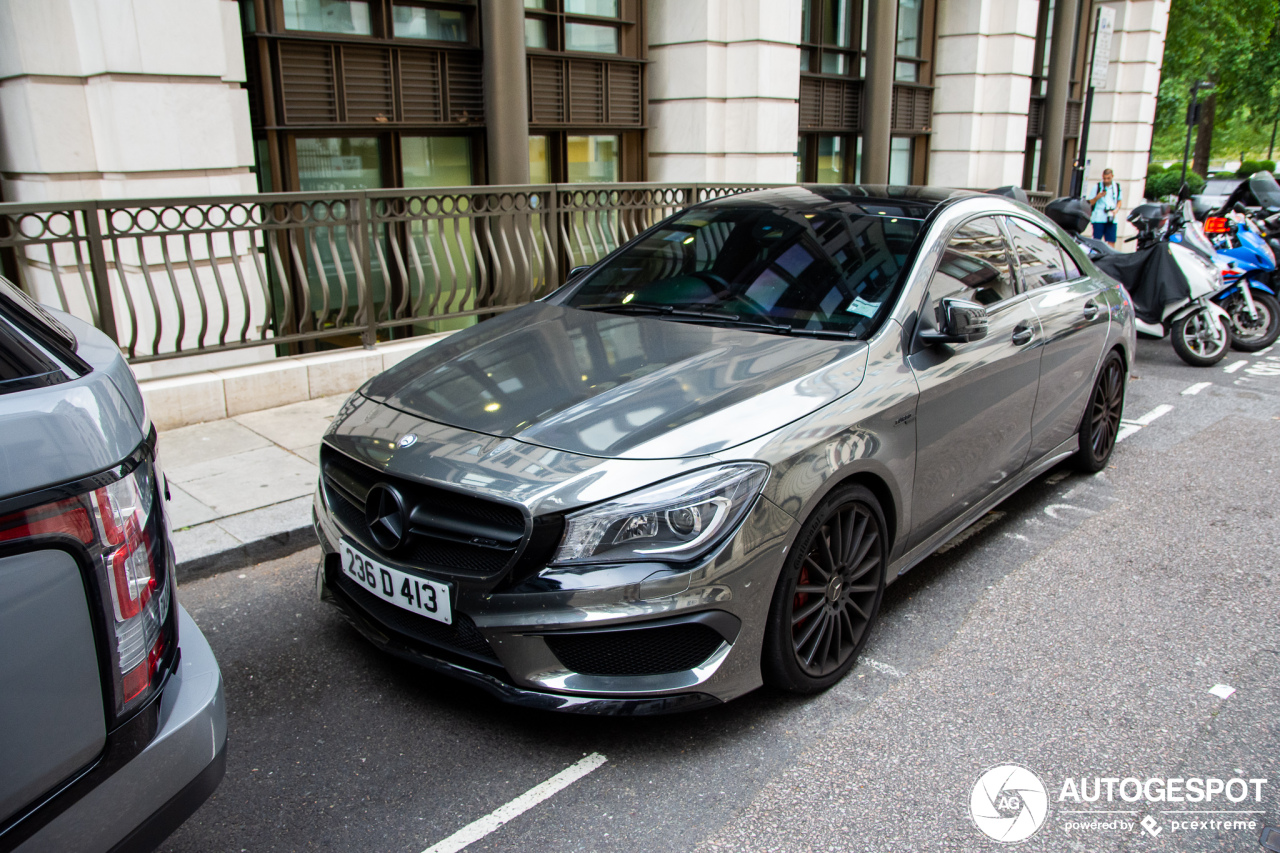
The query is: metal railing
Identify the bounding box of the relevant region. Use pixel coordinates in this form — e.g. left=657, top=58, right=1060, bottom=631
left=0, top=183, right=1052, bottom=365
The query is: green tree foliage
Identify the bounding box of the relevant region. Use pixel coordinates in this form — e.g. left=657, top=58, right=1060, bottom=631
left=1236, top=159, right=1277, bottom=176
left=1151, top=1, right=1280, bottom=161
left=1144, top=169, right=1206, bottom=200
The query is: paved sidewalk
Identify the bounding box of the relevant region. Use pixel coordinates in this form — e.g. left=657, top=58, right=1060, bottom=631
left=160, top=395, right=347, bottom=576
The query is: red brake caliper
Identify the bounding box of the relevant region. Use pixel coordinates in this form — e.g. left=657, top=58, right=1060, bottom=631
left=794, top=565, right=810, bottom=637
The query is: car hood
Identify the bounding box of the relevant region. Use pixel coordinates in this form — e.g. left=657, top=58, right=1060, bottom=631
left=362, top=302, right=869, bottom=459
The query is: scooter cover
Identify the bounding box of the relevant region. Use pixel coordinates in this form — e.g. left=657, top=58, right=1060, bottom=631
left=1091, top=243, right=1191, bottom=325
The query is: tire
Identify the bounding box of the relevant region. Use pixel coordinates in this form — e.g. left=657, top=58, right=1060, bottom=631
left=1171, top=309, right=1232, bottom=367
left=1223, top=289, right=1280, bottom=352
left=1072, top=351, right=1126, bottom=472
left=761, top=485, right=886, bottom=693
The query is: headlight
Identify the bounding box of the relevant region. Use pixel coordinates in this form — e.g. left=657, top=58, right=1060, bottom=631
left=551, top=463, right=769, bottom=565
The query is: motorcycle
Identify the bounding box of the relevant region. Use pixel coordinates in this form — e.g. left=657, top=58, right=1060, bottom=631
left=1199, top=203, right=1280, bottom=351
left=1044, top=196, right=1232, bottom=366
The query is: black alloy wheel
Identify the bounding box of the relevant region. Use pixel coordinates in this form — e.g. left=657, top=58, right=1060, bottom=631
left=1073, top=352, right=1126, bottom=472
left=763, top=485, right=886, bottom=692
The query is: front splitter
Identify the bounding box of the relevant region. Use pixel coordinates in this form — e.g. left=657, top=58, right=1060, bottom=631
left=322, top=578, right=723, bottom=716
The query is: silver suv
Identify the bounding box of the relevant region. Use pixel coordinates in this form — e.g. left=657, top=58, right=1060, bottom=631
left=0, top=277, right=225, bottom=851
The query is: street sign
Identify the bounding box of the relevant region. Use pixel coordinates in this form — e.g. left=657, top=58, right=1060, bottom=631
left=1090, top=7, right=1116, bottom=90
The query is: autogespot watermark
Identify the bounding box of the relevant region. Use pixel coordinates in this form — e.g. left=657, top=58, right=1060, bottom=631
left=969, top=765, right=1272, bottom=844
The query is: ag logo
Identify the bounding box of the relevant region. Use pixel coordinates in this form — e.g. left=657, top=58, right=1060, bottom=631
left=970, top=764, right=1049, bottom=843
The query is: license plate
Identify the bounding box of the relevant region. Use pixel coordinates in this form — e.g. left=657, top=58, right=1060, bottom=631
left=340, top=539, right=452, bottom=625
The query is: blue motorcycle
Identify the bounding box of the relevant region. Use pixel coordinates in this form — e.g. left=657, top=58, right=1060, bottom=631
left=1201, top=206, right=1280, bottom=351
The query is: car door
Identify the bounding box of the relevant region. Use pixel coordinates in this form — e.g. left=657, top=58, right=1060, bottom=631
left=906, top=215, right=1043, bottom=549
left=1005, top=216, right=1111, bottom=459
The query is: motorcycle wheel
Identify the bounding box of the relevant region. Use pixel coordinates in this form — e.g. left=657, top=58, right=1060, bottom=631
left=1223, top=289, right=1280, bottom=352
left=1171, top=309, right=1232, bottom=367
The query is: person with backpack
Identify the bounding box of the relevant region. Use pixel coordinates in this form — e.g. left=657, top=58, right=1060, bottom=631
left=1087, top=169, right=1122, bottom=247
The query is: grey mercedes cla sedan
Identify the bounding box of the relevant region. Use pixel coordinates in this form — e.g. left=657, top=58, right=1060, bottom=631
left=313, top=185, right=1136, bottom=713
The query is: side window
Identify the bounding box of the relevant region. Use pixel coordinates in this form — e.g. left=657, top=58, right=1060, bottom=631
left=921, top=217, right=1017, bottom=333
left=1006, top=218, right=1072, bottom=289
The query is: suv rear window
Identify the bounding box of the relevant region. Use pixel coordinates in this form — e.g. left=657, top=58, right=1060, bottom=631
left=0, top=277, right=85, bottom=394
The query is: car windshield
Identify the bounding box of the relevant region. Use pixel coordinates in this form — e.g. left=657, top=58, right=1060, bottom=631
left=563, top=206, right=925, bottom=339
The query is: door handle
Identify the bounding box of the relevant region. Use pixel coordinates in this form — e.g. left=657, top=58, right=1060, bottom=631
left=1011, top=324, right=1034, bottom=346
left=1083, top=301, right=1100, bottom=320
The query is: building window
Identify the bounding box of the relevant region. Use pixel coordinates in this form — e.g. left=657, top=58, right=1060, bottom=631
left=401, top=136, right=473, bottom=187
left=525, top=0, right=625, bottom=54
left=525, top=0, right=644, bottom=181
left=392, top=4, right=468, bottom=41
left=296, top=137, right=384, bottom=191
left=283, top=0, right=373, bottom=35
left=888, top=136, right=913, bottom=184
left=567, top=135, right=619, bottom=182
left=800, top=0, right=864, bottom=76
left=895, top=0, right=923, bottom=82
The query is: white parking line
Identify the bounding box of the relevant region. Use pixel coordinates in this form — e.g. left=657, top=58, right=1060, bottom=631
left=421, top=753, right=608, bottom=853
left=1223, top=360, right=1248, bottom=374
left=1133, top=404, right=1173, bottom=425
left=1255, top=345, right=1274, bottom=356
left=1181, top=381, right=1212, bottom=396
left=861, top=657, right=905, bottom=678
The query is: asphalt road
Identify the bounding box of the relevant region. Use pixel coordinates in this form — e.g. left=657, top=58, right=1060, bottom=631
left=161, top=337, right=1280, bottom=853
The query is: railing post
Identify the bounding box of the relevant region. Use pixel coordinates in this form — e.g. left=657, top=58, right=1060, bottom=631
left=355, top=193, right=377, bottom=349
left=83, top=204, right=118, bottom=344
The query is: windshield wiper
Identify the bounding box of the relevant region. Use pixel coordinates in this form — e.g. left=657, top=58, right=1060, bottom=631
left=577, top=301, right=860, bottom=339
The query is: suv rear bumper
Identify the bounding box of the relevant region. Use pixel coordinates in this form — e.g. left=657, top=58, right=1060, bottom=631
left=15, top=605, right=226, bottom=853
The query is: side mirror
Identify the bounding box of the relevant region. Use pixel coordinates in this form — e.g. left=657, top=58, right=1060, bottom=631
left=920, top=297, right=990, bottom=345
left=567, top=264, right=592, bottom=280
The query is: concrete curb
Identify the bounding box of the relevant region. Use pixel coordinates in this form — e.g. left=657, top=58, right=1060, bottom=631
left=172, top=495, right=318, bottom=581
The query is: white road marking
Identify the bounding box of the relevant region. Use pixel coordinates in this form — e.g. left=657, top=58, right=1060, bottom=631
left=861, top=657, right=905, bottom=678
left=1044, top=503, right=1094, bottom=519
left=1181, top=381, right=1212, bottom=396
left=1115, top=423, right=1142, bottom=443
left=420, top=753, right=608, bottom=853
left=1255, top=345, right=1274, bottom=356
left=1005, top=532, right=1029, bottom=542
left=1208, top=684, right=1236, bottom=700
left=1223, top=360, right=1248, bottom=373
left=1134, top=404, right=1173, bottom=425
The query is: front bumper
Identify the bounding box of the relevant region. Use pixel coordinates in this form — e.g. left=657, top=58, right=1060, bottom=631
left=17, top=605, right=227, bottom=853
left=313, top=483, right=798, bottom=714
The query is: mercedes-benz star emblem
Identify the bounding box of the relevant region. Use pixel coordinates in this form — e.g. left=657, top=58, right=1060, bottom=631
left=365, top=483, right=408, bottom=551
left=397, top=433, right=417, bottom=448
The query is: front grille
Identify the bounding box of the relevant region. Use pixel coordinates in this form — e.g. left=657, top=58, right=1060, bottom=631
left=545, top=623, right=725, bottom=677
left=331, top=567, right=500, bottom=665
left=321, top=446, right=527, bottom=580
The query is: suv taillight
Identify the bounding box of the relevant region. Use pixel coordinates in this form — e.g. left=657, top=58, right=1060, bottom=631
left=0, top=453, right=174, bottom=718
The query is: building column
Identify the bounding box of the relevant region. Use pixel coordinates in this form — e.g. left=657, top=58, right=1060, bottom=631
left=1080, top=1, right=1170, bottom=233
left=646, top=0, right=801, bottom=183
left=481, top=0, right=530, bottom=184
left=861, top=0, right=897, bottom=183
left=1041, top=0, right=1080, bottom=194
left=928, top=0, right=1040, bottom=189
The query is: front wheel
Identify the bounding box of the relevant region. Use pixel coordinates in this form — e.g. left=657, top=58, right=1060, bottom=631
left=762, top=485, right=886, bottom=693
left=1171, top=309, right=1231, bottom=366
left=1223, top=289, right=1280, bottom=352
